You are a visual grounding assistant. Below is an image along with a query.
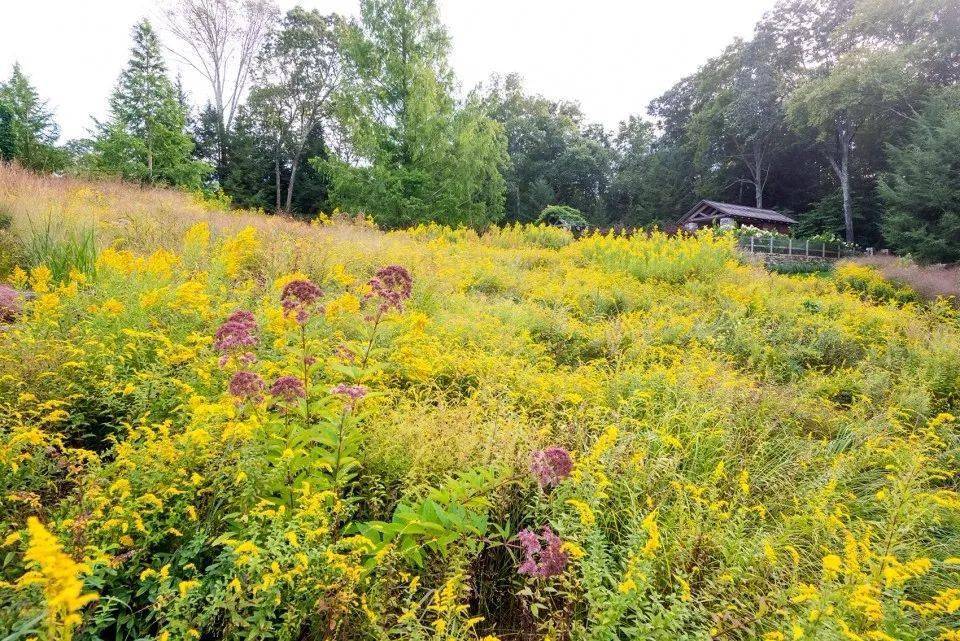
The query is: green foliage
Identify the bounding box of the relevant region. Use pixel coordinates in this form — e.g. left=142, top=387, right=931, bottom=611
left=248, top=8, right=345, bottom=213
left=358, top=467, right=499, bottom=568
left=880, top=86, right=960, bottom=263
left=0, top=64, right=68, bottom=172
left=536, top=204, right=588, bottom=232
left=21, top=216, right=97, bottom=281
left=480, top=74, right=615, bottom=224
left=322, top=0, right=508, bottom=228
left=90, top=20, right=208, bottom=189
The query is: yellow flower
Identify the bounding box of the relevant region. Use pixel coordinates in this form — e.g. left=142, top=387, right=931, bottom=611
left=561, top=541, right=585, bottom=559
left=9, top=265, right=28, bottom=288
left=325, top=292, right=362, bottom=318
left=822, top=554, right=842, bottom=578
left=566, top=499, right=596, bottom=527
left=18, top=518, right=98, bottom=638
left=101, top=298, right=125, bottom=316
left=178, top=579, right=200, bottom=598
left=329, top=263, right=355, bottom=286
left=183, top=221, right=211, bottom=253
left=791, top=583, right=819, bottom=604
left=738, top=469, right=750, bottom=494
left=219, top=226, right=261, bottom=278
left=30, top=265, right=53, bottom=293
left=641, top=511, right=660, bottom=558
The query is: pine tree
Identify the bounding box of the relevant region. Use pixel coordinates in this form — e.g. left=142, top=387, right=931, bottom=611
left=880, top=86, right=960, bottom=263
left=0, top=63, right=65, bottom=171
left=0, top=102, right=14, bottom=162
left=92, top=20, right=208, bottom=188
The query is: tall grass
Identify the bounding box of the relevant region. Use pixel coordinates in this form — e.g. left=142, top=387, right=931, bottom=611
left=21, top=213, right=98, bottom=280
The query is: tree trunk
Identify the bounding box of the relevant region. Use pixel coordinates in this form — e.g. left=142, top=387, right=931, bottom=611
left=826, top=124, right=855, bottom=244
left=274, top=155, right=282, bottom=212
left=285, top=157, right=299, bottom=214
left=755, top=180, right=763, bottom=209
left=839, top=144, right=853, bottom=244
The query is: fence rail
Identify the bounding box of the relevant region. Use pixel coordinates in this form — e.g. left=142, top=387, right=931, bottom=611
left=737, top=236, right=863, bottom=259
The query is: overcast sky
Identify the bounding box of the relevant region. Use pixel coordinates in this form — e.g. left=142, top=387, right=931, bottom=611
left=0, top=0, right=777, bottom=142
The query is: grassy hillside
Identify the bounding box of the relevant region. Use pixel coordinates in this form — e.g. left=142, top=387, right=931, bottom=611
left=1, top=166, right=959, bottom=640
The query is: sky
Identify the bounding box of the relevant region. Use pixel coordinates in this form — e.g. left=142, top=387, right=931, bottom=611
left=0, top=0, right=777, bottom=142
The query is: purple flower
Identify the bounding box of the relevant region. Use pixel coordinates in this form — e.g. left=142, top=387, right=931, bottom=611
left=281, top=279, right=323, bottom=324
left=517, top=526, right=568, bottom=578
left=331, top=383, right=367, bottom=402
left=214, top=310, right=258, bottom=353
left=530, top=446, right=573, bottom=489
left=229, top=370, right=264, bottom=400
left=366, top=265, right=412, bottom=313
left=517, top=528, right=542, bottom=575
left=0, top=285, right=21, bottom=323
left=270, top=375, right=306, bottom=402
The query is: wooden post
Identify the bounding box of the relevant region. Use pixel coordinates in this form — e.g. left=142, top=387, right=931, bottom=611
left=769, top=235, right=774, bottom=254
left=822, top=242, right=826, bottom=258
left=805, top=240, right=809, bottom=257
left=788, top=238, right=792, bottom=256
left=750, top=236, right=754, bottom=253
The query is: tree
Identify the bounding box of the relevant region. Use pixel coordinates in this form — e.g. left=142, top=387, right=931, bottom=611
left=321, top=0, right=507, bottom=228
left=220, top=105, right=275, bottom=210
left=880, top=87, right=960, bottom=263
left=787, top=50, right=916, bottom=243
left=164, top=0, right=277, bottom=173
left=0, top=102, right=13, bottom=162
left=92, top=20, right=208, bottom=188
left=479, top=74, right=613, bottom=224
left=249, top=8, right=347, bottom=213
left=722, top=46, right=791, bottom=209
left=0, top=63, right=65, bottom=171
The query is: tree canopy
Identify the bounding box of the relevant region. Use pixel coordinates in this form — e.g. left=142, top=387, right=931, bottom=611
left=5, top=0, right=960, bottom=257
left=90, top=20, right=208, bottom=188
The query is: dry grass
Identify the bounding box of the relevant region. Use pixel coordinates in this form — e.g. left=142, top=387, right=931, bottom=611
left=853, top=253, right=960, bottom=302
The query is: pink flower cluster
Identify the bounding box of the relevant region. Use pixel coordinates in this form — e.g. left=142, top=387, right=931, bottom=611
left=229, top=370, right=264, bottom=400
left=530, top=446, right=573, bottom=489
left=367, top=265, right=412, bottom=313
left=281, top=279, right=323, bottom=325
left=517, top=526, right=568, bottom=578
left=270, top=375, right=306, bottom=402
left=0, top=285, right=21, bottom=323
left=214, top=310, right=258, bottom=353
left=331, top=383, right=367, bottom=403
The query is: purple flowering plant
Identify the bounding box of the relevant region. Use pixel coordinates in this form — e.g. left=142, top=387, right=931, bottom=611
left=517, top=526, right=568, bottom=578
left=530, top=446, right=573, bottom=489
left=0, top=285, right=21, bottom=323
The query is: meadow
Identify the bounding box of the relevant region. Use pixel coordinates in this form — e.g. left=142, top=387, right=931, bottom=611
left=0, top=164, right=959, bottom=640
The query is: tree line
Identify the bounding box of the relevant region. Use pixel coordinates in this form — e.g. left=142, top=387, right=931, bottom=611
left=2, top=0, right=959, bottom=261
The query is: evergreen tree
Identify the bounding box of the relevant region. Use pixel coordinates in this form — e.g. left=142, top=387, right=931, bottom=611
left=880, top=87, right=960, bottom=263
left=0, top=102, right=14, bottom=162
left=92, top=20, right=208, bottom=188
left=221, top=106, right=275, bottom=211
left=0, top=63, right=66, bottom=171
left=322, top=0, right=507, bottom=228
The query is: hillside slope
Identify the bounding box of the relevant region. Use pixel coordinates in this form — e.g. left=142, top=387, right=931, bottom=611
left=1, top=167, right=959, bottom=640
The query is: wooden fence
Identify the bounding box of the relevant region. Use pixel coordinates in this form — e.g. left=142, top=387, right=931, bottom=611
left=738, top=236, right=864, bottom=259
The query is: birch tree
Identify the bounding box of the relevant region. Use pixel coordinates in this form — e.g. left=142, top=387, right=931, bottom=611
left=164, top=0, right=277, bottom=169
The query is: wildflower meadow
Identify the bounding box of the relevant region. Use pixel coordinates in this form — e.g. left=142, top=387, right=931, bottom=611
left=0, top=166, right=958, bottom=640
